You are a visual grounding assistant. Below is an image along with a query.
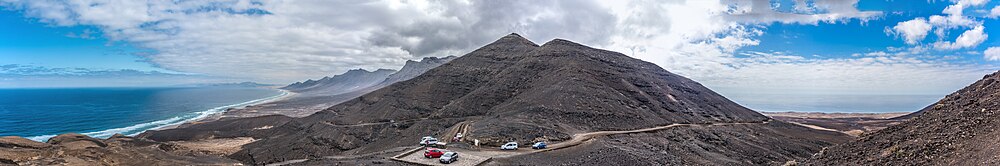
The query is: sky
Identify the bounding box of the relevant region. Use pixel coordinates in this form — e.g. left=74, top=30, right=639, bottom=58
left=0, top=0, right=998, bottom=96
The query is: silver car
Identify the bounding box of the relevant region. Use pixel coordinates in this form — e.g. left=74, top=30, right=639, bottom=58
left=439, top=152, right=458, bottom=164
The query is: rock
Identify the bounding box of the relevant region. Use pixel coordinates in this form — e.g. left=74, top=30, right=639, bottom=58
left=59, top=140, right=103, bottom=150
left=46, top=133, right=106, bottom=147
left=0, top=148, right=43, bottom=164
left=0, top=136, right=51, bottom=149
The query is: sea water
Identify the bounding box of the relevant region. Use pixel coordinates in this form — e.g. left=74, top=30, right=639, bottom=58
left=0, top=87, right=284, bottom=142
left=723, top=93, right=943, bottom=113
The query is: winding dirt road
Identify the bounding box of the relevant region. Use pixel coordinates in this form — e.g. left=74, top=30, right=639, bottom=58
left=266, top=120, right=770, bottom=166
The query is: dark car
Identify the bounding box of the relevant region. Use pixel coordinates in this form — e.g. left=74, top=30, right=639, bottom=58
left=439, top=152, right=458, bottom=164
left=532, top=142, right=547, bottom=149
left=424, top=148, right=445, bottom=158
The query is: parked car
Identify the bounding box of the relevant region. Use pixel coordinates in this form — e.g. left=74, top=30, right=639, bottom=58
left=439, top=152, right=459, bottom=164
left=424, top=148, right=445, bottom=158
left=419, top=136, right=439, bottom=146
left=500, top=142, right=518, bottom=150
left=532, top=142, right=547, bottom=149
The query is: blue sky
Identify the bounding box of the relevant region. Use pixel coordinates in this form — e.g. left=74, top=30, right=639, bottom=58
left=0, top=10, right=157, bottom=71
left=0, top=0, right=998, bottom=95
left=744, top=0, right=997, bottom=64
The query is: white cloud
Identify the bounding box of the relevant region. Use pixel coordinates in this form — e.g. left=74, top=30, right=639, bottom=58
left=888, top=18, right=933, bottom=44
left=932, top=25, right=988, bottom=50
left=722, top=0, right=882, bottom=25
left=990, top=6, right=1000, bottom=18
left=707, top=51, right=993, bottom=95
left=886, top=0, right=992, bottom=50
left=986, top=47, right=1000, bottom=61
left=1, top=0, right=617, bottom=83
left=1, top=0, right=991, bottom=95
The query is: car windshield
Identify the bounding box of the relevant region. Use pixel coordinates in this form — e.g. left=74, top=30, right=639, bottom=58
left=444, top=152, right=455, bottom=156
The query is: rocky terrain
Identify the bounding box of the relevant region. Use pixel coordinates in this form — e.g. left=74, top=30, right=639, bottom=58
left=496, top=122, right=846, bottom=165
left=803, top=71, right=1000, bottom=165
left=763, top=112, right=911, bottom=136
left=0, top=133, right=238, bottom=165
left=142, top=33, right=851, bottom=165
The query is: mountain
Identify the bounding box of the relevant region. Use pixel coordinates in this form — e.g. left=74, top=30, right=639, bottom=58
left=282, top=68, right=397, bottom=96
left=803, top=71, right=1000, bottom=165
left=378, top=56, right=457, bottom=89
left=141, top=34, right=848, bottom=165
left=206, top=56, right=457, bottom=119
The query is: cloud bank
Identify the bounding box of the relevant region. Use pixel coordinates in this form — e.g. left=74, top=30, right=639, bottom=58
left=1, top=0, right=995, bottom=94
left=0, top=64, right=237, bottom=88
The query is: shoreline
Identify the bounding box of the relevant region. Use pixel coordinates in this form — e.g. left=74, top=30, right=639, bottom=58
left=762, top=111, right=913, bottom=136
left=152, top=88, right=296, bottom=131
left=22, top=88, right=295, bottom=142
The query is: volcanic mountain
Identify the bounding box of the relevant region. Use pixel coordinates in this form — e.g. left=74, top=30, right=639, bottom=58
left=283, top=68, right=397, bottom=95
left=804, top=71, right=1000, bottom=165
left=212, top=57, right=456, bottom=118
left=142, top=34, right=849, bottom=165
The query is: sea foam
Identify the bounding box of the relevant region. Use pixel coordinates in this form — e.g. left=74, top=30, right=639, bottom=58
left=25, top=90, right=289, bottom=142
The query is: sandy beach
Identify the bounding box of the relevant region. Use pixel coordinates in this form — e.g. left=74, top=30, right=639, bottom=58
left=762, top=111, right=912, bottom=136
left=153, top=88, right=297, bottom=131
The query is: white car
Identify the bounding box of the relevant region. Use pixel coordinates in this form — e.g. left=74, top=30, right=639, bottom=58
left=500, top=142, right=518, bottom=150
left=420, top=136, right=439, bottom=146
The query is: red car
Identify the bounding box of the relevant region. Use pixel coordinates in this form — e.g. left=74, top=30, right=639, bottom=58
left=424, top=148, right=445, bottom=158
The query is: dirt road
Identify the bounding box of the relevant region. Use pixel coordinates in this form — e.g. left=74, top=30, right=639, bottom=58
left=266, top=121, right=770, bottom=166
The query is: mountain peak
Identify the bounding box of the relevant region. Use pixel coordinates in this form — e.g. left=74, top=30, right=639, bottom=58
left=488, top=33, right=538, bottom=47
left=541, top=38, right=581, bottom=47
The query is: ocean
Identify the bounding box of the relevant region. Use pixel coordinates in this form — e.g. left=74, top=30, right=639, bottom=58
left=723, top=93, right=944, bottom=113
left=0, top=87, right=285, bottom=142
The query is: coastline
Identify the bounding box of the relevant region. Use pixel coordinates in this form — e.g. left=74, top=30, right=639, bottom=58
left=22, top=88, right=295, bottom=142
left=762, top=111, right=912, bottom=136
left=153, top=88, right=296, bottom=131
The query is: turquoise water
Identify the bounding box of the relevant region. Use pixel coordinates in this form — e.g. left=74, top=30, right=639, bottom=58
left=0, top=87, right=284, bottom=141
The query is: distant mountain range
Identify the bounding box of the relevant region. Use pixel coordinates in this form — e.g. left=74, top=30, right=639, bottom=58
left=282, top=69, right=397, bottom=95
left=194, top=56, right=458, bottom=118
left=282, top=56, right=457, bottom=97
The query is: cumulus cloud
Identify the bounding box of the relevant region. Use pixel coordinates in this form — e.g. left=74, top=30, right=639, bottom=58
left=1, top=0, right=991, bottom=94
left=932, top=25, right=988, bottom=50
left=990, top=6, right=1000, bottom=18
left=888, top=18, right=933, bottom=44
left=886, top=0, right=991, bottom=50
left=706, top=51, right=994, bottom=95
left=722, top=0, right=882, bottom=25
left=986, top=47, right=1000, bottom=61
left=1, top=0, right=621, bottom=83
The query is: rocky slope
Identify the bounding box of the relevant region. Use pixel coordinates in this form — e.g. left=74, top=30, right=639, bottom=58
left=0, top=134, right=237, bottom=165
left=803, top=71, right=1000, bottom=165
left=282, top=68, right=397, bottom=96
left=153, top=33, right=849, bottom=165
left=376, top=56, right=457, bottom=89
